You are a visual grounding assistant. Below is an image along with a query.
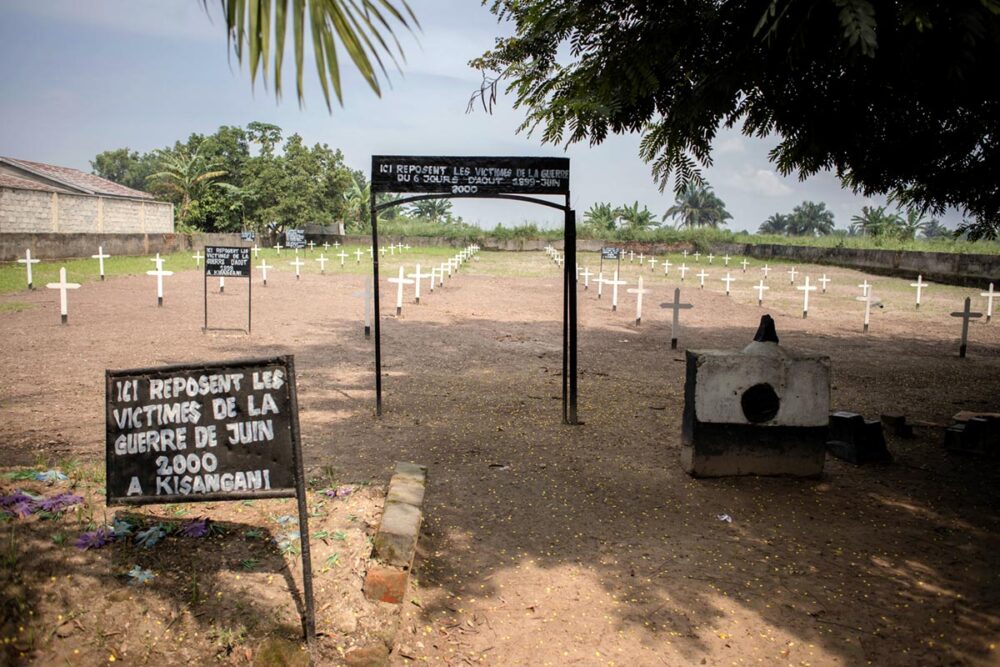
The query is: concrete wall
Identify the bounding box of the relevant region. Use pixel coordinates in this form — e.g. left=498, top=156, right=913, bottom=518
left=0, top=187, right=174, bottom=235
left=710, top=242, right=1000, bottom=288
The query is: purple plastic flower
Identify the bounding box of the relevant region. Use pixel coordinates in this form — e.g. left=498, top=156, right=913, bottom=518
left=75, top=527, right=114, bottom=550
left=1, top=491, right=38, bottom=517
left=39, top=492, right=84, bottom=513
left=179, top=518, right=209, bottom=538
left=321, top=485, right=354, bottom=499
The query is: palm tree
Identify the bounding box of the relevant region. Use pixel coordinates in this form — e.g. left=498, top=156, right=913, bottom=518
left=583, top=202, right=620, bottom=231
left=618, top=201, right=657, bottom=231
left=897, top=208, right=929, bottom=240
left=214, top=0, right=418, bottom=110
left=345, top=179, right=371, bottom=231
left=408, top=198, right=453, bottom=222
left=147, top=144, right=228, bottom=222
left=663, top=183, right=731, bottom=229
left=787, top=201, right=836, bottom=236
left=850, top=205, right=901, bottom=237
left=921, top=218, right=951, bottom=239
left=758, top=213, right=788, bottom=235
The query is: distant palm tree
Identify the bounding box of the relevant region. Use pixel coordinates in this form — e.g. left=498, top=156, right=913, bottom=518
left=850, top=205, right=901, bottom=237
left=619, top=201, right=658, bottom=231
left=787, top=201, right=836, bottom=236
left=147, top=144, right=227, bottom=222
left=408, top=198, right=453, bottom=222
left=758, top=213, right=788, bottom=235
left=345, top=180, right=371, bottom=231
left=897, top=208, right=929, bottom=240
left=583, top=202, right=620, bottom=231
left=664, top=183, right=731, bottom=229
left=921, top=218, right=951, bottom=239
left=215, top=0, right=418, bottom=110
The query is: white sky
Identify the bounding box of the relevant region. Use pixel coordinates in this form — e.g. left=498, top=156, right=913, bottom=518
left=0, top=0, right=963, bottom=232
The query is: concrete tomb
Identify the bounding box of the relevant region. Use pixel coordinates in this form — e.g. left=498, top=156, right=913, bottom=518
left=826, top=411, right=892, bottom=465
left=944, top=412, right=1000, bottom=457
left=681, top=315, right=830, bottom=478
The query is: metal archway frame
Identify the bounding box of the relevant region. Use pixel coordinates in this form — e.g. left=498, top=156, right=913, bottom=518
left=369, top=156, right=578, bottom=425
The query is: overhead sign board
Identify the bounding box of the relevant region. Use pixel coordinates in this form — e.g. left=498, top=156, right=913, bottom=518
left=105, top=357, right=299, bottom=505
left=372, top=155, right=570, bottom=197
left=204, top=246, right=251, bottom=278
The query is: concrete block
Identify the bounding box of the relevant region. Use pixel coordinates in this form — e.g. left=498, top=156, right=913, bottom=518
left=373, top=501, right=422, bottom=567
left=363, top=565, right=409, bottom=604
left=827, top=411, right=892, bottom=464
left=386, top=477, right=425, bottom=507
left=945, top=416, right=1000, bottom=457
left=394, top=461, right=427, bottom=483
left=681, top=317, right=830, bottom=478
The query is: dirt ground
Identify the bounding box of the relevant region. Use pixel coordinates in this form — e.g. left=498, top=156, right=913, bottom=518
left=2, top=248, right=999, bottom=666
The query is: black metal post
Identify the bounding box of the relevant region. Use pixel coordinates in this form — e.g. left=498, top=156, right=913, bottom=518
left=567, top=207, right=578, bottom=425
left=248, top=269, right=252, bottom=335
left=562, top=241, right=569, bottom=424
left=371, top=206, right=383, bottom=416
left=285, top=355, right=316, bottom=641
left=203, top=272, right=208, bottom=330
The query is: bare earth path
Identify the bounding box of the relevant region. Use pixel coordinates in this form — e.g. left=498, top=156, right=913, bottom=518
left=1, top=250, right=999, bottom=666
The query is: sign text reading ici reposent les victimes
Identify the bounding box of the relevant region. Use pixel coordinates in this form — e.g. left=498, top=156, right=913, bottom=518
left=372, top=156, right=570, bottom=196
left=105, top=358, right=298, bottom=505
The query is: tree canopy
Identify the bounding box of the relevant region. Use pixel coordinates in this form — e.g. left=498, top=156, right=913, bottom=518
left=471, top=1, right=1000, bottom=239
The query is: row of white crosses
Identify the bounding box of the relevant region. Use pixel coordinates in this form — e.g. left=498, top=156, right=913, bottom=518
left=388, top=245, right=480, bottom=316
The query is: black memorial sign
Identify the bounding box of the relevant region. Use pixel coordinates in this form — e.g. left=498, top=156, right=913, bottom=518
left=372, top=155, right=570, bottom=197
left=106, top=357, right=299, bottom=505
left=285, top=229, right=306, bottom=248
left=601, top=247, right=621, bottom=260
left=205, top=246, right=251, bottom=278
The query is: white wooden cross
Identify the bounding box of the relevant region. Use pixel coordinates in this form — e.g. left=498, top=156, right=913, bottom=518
left=581, top=266, right=592, bottom=290
left=438, top=263, right=446, bottom=286
left=910, top=275, right=927, bottom=309
left=856, top=291, right=877, bottom=333
left=660, top=287, right=693, bottom=349
left=307, top=241, right=316, bottom=252
left=337, top=250, right=349, bottom=267
left=678, top=264, right=689, bottom=281
left=797, top=276, right=817, bottom=318
left=252, top=244, right=260, bottom=258
left=380, top=246, right=387, bottom=256
left=648, top=257, right=658, bottom=271
left=627, top=276, right=651, bottom=325
left=707, top=253, right=715, bottom=264
left=146, top=257, right=173, bottom=307
left=17, top=249, right=41, bottom=289
left=219, top=276, right=226, bottom=294
left=369, top=246, right=375, bottom=258
left=694, top=251, right=701, bottom=263
left=92, top=246, right=111, bottom=281
left=405, top=244, right=411, bottom=250
left=289, top=256, right=305, bottom=280
left=741, top=258, right=749, bottom=272
left=761, top=264, right=770, bottom=279
left=387, top=266, right=414, bottom=315
left=721, top=272, right=735, bottom=295
left=596, top=271, right=605, bottom=299
left=638, top=252, right=645, bottom=265
left=951, top=297, right=983, bottom=358
left=858, top=280, right=871, bottom=297
left=575, top=264, right=580, bottom=282
left=257, top=259, right=271, bottom=285
left=322, top=242, right=331, bottom=251
left=663, top=258, right=672, bottom=275
left=396, top=242, right=403, bottom=252
left=274, top=243, right=283, bottom=255
left=316, top=254, right=328, bottom=274
left=629, top=250, right=635, bottom=262
left=605, top=270, right=627, bottom=312
left=981, top=283, right=996, bottom=323
left=389, top=244, right=395, bottom=256
left=818, top=274, right=831, bottom=293
left=334, top=241, right=341, bottom=249
left=787, top=266, right=798, bottom=284
left=408, top=264, right=432, bottom=304
left=696, top=269, right=709, bottom=289
left=682, top=250, right=688, bottom=259
left=192, top=250, right=204, bottom=268
left=46, top=267, right=80, bottom=324
left=355, top=248, right=364, bottom=264
left=754, top=279, right=769, bottom=306
left=428, top=267, right=437, bottom=292
left=723, top=254, right=731, bottom=266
